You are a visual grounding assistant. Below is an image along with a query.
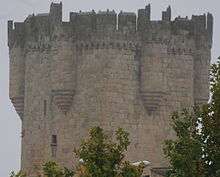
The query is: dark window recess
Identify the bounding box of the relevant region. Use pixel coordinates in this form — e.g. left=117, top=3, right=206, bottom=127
left=43, top=100, right=47, bottom=116
left=51, top=135, right=57, bottom=145
left=51, top=135, right=57, bottom=157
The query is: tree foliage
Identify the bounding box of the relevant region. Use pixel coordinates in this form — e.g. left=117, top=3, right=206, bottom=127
left=74, top=127, right=143, bottom=177
left=42, top=161, right=74, bottom=177
left=163, top=109, right=204, bottom=177
left=10, top=162, right=74, bottom=177
left=200, top=57, right=220, bottom=177
left=164, top=57, right=220, bottom=177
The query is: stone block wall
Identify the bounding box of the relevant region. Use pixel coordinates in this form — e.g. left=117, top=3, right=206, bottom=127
left=8, top=3, right=213, bottom=176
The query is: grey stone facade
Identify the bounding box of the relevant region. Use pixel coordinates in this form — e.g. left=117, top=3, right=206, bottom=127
left=8, top=2, right=213, bottom=177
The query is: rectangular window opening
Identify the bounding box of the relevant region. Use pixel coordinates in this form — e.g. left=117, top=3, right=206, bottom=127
left=44, top=100, right=47, bottom=116
left=51, top=135, right=57, bottom=145
left=51, top=135, right=57, bottom=158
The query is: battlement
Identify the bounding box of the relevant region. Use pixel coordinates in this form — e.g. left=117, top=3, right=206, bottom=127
left=50, top=2, right=62, bottom=23
left=8, top=3, right=213, bottom=175
left=118, top=11, right=136, bottom=32
left=162, top=6, right=171, bottom=21
left=137, top=4, right=151, bottom=30
left=8, top=2, right=213, bottom=48
left=207, top=13, right=213, bottom=45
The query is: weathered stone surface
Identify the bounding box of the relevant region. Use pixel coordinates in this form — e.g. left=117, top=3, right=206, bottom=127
left=8, top=3, right=213, bottom=177
left=52, top=89, right=75, bottom=114
left=10, top=96, right=24, bottom=119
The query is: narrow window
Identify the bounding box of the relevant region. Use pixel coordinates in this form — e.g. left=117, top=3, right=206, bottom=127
left=52, top=135, right=57, bottom=145
left=51, top=135, right=57, bottom=157
left=43, top=100, right=47, bottom=116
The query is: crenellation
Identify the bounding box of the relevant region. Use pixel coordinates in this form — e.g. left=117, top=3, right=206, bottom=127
left=70, top=11, right=96, bottom=32
left=49, top=2, right=62, bottom=24
left=191, top=14, right=207, bottom=34
left=207, top=13, right=213, bottom=46
left=118, top=11, right=136, bottom=33
left=14, top=22, right=25, bottom=33
left=171, top=16, right=192, bottom=35
left=8, top=4, right=214, bottom=50
left=8, top=3, right=213, bottom=177
left=24, top=14, right=35, bottom=23
left=8, top=20, right=14, bottom=48
left=162, top=6, right=171, bottom=21
left=32, top=15, right=51, bottom=36
left=13, top=22, right=25, bottom=47
left=137, top=4, right=151, bottom=30
left=36, top=13, right=49, bottom=17
left=96, top=10, right=117, bottom=32
left=98, top=9, right=116, bottom=15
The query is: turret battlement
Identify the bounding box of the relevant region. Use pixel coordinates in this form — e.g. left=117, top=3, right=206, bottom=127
left=8, top=2, right=213, bottom=49
left=50, top=2, right=62, bottom=23
left=162, top=6, right=171, bottom=21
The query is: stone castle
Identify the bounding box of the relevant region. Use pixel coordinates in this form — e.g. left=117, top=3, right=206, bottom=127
left=8, top=2, right=213, bottom=177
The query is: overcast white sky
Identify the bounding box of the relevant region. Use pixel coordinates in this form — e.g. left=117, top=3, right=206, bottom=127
left=0, top=0, right=219, bottom=176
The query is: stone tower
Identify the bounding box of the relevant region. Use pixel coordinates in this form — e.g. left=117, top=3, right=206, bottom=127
left=8, top=2, right=213, bottom=177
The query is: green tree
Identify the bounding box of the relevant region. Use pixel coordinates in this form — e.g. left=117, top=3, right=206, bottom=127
left=164, top=57, right=220, bottom=177
left=199, top=57, right=220, bottom=177
left=74, top=127, right=143, bottom=177
left=43, top=161, right=74, bottom=177
left=163, top=109, right=204, bottom=177
left=10, top=162, right=74, bottom=177
left=119, top=161, right=143, bottom=177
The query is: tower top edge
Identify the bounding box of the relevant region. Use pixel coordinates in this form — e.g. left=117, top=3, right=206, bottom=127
left=7, top=2, right=214, bottom=48
left=8, top=2, right=213, bottom=25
